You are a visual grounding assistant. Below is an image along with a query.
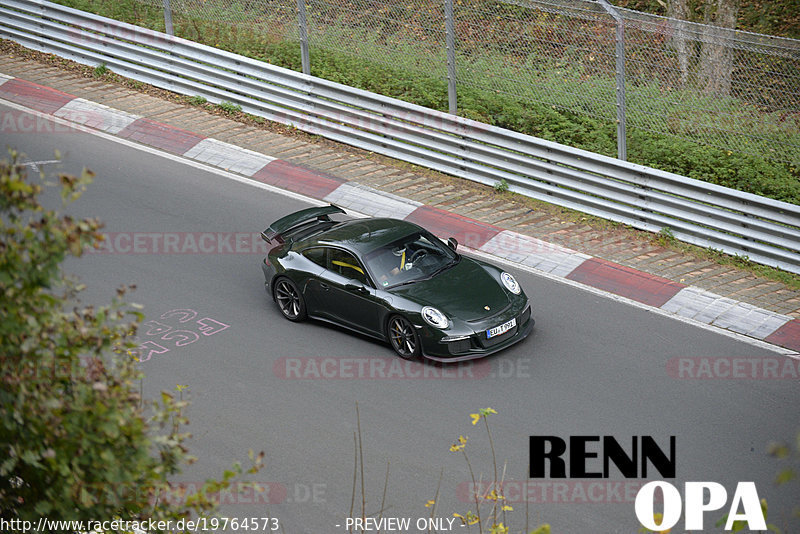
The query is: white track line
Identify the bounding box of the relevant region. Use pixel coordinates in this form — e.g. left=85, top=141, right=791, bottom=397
left=2, top=96, right=796, bottom=358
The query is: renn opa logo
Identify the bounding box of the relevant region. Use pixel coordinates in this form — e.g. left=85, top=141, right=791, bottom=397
left=529, top=436, right=766, bottom=531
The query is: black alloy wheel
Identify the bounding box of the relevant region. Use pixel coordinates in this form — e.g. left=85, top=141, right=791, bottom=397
left=387, top=315, right=420, bottom=360
left=274, top=277, right=307, bottom=321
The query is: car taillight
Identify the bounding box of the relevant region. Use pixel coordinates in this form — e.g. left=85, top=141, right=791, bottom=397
left=264, top=257, right=271, bottom=266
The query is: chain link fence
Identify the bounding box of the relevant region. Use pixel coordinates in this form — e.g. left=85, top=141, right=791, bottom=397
left=142, top=0, right=799, bottom=166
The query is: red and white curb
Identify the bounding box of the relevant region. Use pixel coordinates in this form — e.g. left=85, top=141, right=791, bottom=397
left=55, top=98, right=139, bottom=134
left=324, top=182, right=422, bottom=219
left=1, top=74, right=798, bottom=354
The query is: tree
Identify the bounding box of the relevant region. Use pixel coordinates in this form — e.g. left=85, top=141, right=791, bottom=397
left=0, top=150, right=262, bottom=529
left=699, top=0, right=740, bottom=95
left=665, top=0, right=740, bottom=95
left=666, top=0, right=691, bottom=87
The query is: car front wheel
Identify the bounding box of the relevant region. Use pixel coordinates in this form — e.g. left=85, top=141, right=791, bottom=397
left=274, top=277, right=307, bottom=322
left=387, top=315, right=420, bottom=360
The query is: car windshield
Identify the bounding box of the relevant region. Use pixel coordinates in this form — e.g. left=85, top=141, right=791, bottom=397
left=363, top=231, right=459, bottom=289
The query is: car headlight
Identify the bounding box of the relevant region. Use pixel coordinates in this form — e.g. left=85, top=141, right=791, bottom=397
left=501, top=272, right=521, bottom=294
left=421, top=306, right=449, bottom=329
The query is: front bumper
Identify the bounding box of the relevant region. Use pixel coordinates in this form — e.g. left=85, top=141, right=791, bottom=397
left=419, top=303, right=534, bottom=362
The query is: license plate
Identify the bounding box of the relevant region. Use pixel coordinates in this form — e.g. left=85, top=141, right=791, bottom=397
left=486, top=318, right=516, bottom=339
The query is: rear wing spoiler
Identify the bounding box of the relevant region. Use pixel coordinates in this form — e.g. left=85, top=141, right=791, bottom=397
left=261, top=204, right=346, bottom=244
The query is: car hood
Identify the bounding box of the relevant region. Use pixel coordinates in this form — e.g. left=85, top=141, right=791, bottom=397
left=388, top=256, right=511, bottom=322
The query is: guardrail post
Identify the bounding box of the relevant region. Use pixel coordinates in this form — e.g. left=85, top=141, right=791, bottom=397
left=5, top=0, right=798, bottom=272
left=162, top=0, right=173, bottom=36
left=445, top=0, right=457, bottom=115
left=598, top=0, right=627, bottom=161
left=296, top=0, right=310, bottom=75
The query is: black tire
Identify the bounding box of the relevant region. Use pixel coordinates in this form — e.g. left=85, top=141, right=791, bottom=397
left=387, top=315, right=421, bottom=360
left=273, top=277, right=307, bottom=322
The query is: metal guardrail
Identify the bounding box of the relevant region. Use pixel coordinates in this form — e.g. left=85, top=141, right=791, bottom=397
left=1, top=0, right=799, bottom=273
left=151, top=0, right=800, bottom=166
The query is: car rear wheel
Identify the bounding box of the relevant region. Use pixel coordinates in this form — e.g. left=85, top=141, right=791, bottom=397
left=274, top=277, right=307, bottom=321
left=387, top=315, right=420, bottom=360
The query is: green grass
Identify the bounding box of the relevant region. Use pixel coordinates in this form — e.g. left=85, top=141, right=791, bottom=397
left=216, top=101, right=242, bottom=115
left=51, top=0, right=800, bottom=205
left=186, top=95, right=207, bottom=106
left=493, top=179, right=509, bottom=193
left=92, top=62, right=108, bottom=77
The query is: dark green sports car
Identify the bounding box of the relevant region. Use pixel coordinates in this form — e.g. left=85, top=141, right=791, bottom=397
left=261, top=205, right=533, bottom=361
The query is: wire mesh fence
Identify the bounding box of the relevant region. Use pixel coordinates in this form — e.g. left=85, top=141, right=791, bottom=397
left=140, top=0, right=799, bottom=166
left=307, top=0, right=448, bottom=79
left=164, top=0, right=301, bottom=46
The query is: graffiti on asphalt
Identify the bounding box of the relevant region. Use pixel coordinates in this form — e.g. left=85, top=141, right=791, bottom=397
left=133, top=309, right=230, bottom=362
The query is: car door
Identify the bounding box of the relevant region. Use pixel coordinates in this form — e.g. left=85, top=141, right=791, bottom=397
left=299, top=246, right=331, bottom=316
left=316, top=247, right=386, bottom=336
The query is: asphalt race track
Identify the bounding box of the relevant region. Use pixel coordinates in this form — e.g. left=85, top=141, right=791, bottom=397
left=3, top=101, right=799, bottom=533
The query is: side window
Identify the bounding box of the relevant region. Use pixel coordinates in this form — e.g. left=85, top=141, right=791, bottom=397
left=302, top=247, right=327, bottom=268
left=328, top=248, right=368, bottom=285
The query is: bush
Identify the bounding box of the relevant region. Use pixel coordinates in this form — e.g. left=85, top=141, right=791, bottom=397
left=0, top=150, right=263, bottom=524
left=44, top=0, right=800, bottom=205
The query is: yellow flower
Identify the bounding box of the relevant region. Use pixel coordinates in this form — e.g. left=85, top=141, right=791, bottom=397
left=450, top=435, right=468, bottom=452
left=487, top=488, right=505, bottom=501
left=453, top=512, right=479, bottom=526
left=472, top=407, right=498, bottom=424
left=647, top=514, right=671, bottom=534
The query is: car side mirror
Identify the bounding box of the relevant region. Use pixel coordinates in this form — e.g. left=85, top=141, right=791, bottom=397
left=447, top=237, right=458, bottom=251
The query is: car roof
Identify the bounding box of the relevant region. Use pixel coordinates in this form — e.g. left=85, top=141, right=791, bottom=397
left=300, top=217, right=424, bottom=254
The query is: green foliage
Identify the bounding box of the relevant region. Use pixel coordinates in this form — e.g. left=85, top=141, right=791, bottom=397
left=656, top=226, right=675, bottom=247
left=187, top=95, right=207, bottom=106
left=0, top=150, right=263, bottom=525
left=614, top=0, right=800, bottom=39
left=46, top=0, right=800, bottom=205
left=93, top=63, right=108, bottom=77
left=628, top=132, right=800, bottom=204
left=494, top=179, right=509, bottom=193
left=216, top=101, right=242, bottom=115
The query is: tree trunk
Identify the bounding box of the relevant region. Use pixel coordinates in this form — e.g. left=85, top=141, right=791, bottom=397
left=699, top=0, right=740, bottom=96
left=666, top=0, right=691, bottom=88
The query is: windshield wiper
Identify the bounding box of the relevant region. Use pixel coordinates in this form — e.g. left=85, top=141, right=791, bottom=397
left=387, top=278, right=423, bottom=289
left=426, top=256, right=460, bottom=280
left=385, top=256, right=460, bottom=289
